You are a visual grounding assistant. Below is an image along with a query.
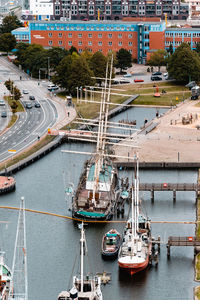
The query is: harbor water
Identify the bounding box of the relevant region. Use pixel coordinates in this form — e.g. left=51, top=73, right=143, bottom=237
left=0, top=107, right=197, bottom=300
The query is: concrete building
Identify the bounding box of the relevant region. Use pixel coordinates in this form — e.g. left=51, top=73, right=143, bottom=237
left=52, top=0, right=189, bottom=21
left=30, top=0, right=53, bottom=20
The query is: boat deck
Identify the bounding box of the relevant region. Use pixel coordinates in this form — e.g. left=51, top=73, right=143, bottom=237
left=77, top=189, right=111, bottom=211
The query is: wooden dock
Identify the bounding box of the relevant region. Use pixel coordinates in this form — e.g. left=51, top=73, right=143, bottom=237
left=167, top=236, right=200, bottom=256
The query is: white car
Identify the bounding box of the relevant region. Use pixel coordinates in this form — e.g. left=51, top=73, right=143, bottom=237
left=0, top=99, right=5, bottom=106
left=23, top=89, right=29, bottom=94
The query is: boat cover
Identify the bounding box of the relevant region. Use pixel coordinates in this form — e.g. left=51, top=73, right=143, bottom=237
left=88, top=164, right=112, bottom=182
left=78, top=211, right=105, bottom=218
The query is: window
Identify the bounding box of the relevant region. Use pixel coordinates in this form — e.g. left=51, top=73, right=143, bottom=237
left=98, top=41, right=102, bottom=45
left=68, top=33, right=72, bottom=37
left=98, top=33, right=102, bottom=38
left=88, top=41, right=92, bottom=45
left=108, top=41, right=112, bottom=45
left=48, top=40, right=52, bottom=45
left=58, top=33, right=62, bottom=37
left=118, top=41, right=122, bottom=46
left=79, top=49, right=83, bottom=53
left=68, top=41, right=72, bottom=45
left=108, top=33, right=112, bottom=38
left=78, top=41, right=82, bottom=45
left=88, top=33, right=92, bottom=38
left=118, top=33, right=122, bottom=38
left=48, top=32, right=52, bottom=37
left=78, top=33, right=82, bottom=38
left=129, top=49, right=132, bottom=54
left=128, top=34, right=132, bottom=38
left=58, top=41, right=63, bottom=45
left=128, top=42, right=132, bottom=46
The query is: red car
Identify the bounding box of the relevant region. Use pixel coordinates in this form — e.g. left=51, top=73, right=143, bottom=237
left=134, top=79, right=144, bottom=83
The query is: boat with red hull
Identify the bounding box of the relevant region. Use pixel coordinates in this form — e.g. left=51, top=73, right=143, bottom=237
left=118, top=157, right=152, bottom=275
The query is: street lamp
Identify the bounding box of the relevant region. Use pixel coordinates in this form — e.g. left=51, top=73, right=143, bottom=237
left=47, top=57, right=50, bottom=81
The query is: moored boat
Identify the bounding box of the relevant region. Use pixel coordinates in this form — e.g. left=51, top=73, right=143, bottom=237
left=0, top=252, right=12, bottom=300
left=118, top=156, right=152, bottom=275
left=101, top=229, right=122, bottom=258
left=58, top=223, right=103, bottom=300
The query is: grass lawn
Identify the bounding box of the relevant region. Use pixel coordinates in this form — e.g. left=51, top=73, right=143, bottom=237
left=196, top=253, right=200, bottom=281
left=4, top=96, right=24, bottom=112
left=196, top=286, right=200, bottom=299
left=58, top=82, right=190, bottom=118
left=7, top=114, right=18, bottom=128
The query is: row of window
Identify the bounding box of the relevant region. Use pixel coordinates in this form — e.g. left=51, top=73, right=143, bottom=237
left=166, top=32, right=200, bottom=37
left=45, top=25, right=135, bottom=31
left=77, top=48, right=133, bottom=54
left=48, top=32, right=134, bottom=38
left=48, top=40, right=133, bottom=46
left=14, top=34, right=29, bottom=40
left=165, top=40, right=199, bottom=46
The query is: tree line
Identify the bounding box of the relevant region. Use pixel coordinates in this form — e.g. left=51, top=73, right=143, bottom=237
left=147, top=43, right=200, bottom=83
left=14, top=43, right=132, bottom=95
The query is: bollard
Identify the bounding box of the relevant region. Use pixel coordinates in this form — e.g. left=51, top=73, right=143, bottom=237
left=151, top=189, right=154, bottom=203
left=173, top=189, right=176, bottom=203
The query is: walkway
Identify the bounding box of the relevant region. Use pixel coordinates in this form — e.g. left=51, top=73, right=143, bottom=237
left=114, top=99, right=200, bottom=163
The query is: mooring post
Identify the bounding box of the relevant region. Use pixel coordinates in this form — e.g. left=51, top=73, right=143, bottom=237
left=151, top=189, right=154, bottom=203
left=158, top=236, right=161, bottom=253
left=173, top=189, right=176, bottom=203
left=167, top=244, right=170, bottom=257
left=196, top=190, right=198, bottom=205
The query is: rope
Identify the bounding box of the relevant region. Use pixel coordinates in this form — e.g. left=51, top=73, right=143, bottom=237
left=0, top=206, right=197, bottom=224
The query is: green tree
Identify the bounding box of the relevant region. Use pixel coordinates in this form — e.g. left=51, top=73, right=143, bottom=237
left=69, top=46, right=78, bottom=55
left=116, top=48, right=132, bottom=73
left=0, top=33, right=16, bottom=53
left=168, top=44, right=173, bottom=55
left=15, top=42, right=29, bottom=68
left=13, top=86, right=21, bottom=100
left=147, top=49, right=167, bottom=71
left=11, top=100, right=18, bottom=113
left=22, top=44, right=45, bottom=74
left=0, top=15, right=23, bottom=33
left=4, top=79, right=14, bottom=91
left=46, top=47, right=69, bottom=71
left=52, top=55, right=73, bottom=90
left=196, top=42, right=200, bottom=54
left=68, top=56, right=95, bottom=95
left=168, top=43, right=200, bottom=83
left=90, top=52, right=107, bottom=86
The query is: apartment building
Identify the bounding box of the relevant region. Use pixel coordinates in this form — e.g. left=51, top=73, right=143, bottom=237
left=53, top=0, right=189, bottom=21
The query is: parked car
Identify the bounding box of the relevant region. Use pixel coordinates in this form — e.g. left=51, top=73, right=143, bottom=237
left=47, top=85, right=59, bottom=91
left=35, top=102, right=41, bottom=108
left=151, top=75, right=162, bottom=81
left=29, top=95, right=35, bottom=100
left=23, top=89, right=29, bottom=94
left=163, top=72, right=169, bottom=79
left=123, top=73, right=132, bottom=78
left=1, top=111, right=7, bottom=117
left=25, top=102, right=32, bottom=109
left=134, top=79, right=144, bottom=83
left=0, top=100, right=5, bottom=106
left=152, top=71, right=162, bottom=76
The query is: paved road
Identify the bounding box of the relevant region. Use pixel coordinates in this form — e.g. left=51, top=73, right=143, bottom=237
left=0, top=57, right=65, bottom=163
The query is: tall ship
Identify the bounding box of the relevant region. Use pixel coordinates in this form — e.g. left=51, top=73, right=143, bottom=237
left=63, top=58, right=121, bottom=221
left=118, top=156, right=152, bottom=275
left=58, top=223, right=103, bottom=300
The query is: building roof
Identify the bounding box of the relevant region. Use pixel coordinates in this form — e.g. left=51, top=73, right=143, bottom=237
left=12, top=27, right=29, bottom=32
left=29, top=20, right=165, bottom=25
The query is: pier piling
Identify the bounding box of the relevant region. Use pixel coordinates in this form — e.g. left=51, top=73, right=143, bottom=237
left=173, top=189, right=176, bottom=203
left=151, top=189, right=154, bottom=203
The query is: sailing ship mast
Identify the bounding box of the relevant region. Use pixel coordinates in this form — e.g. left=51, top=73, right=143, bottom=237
left=92, top=56, right=113, bottom=203
left=10, top=197, right=28, bottom=300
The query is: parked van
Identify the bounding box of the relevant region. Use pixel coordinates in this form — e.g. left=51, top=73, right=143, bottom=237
left=0, top=100, right=5, bottom=106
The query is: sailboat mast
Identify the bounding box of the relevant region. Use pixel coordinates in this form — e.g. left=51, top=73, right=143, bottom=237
left=136, top=156, right=139, bottom=233
left=80, top=222, right=84, bottom=293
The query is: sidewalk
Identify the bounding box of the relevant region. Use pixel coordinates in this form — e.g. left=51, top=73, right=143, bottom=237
left=115, top=99, right=200, bottom=163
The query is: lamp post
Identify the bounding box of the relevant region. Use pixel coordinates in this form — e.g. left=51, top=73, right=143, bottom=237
left=47, top=57, right=50, bottom=81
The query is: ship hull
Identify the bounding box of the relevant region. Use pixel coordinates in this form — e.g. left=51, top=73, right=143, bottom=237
left=73, top=209, right=113, bottom=221
left=118, top=257, right=149, bottom=275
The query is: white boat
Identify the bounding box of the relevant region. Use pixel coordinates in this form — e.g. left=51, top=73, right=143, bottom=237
left=58, top=223, right=103, bottom=300
left=118, top=156, right=152, bottom=275
left=0, top=252, right=12, bottom=300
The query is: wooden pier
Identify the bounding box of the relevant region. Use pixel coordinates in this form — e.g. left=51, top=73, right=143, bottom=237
left=166, top=236, right=200, bottom=257
left=137, top=183, right=199, bottom=203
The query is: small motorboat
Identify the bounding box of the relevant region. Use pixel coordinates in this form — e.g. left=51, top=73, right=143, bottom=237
left=101, top=229, right=122, bottom=258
